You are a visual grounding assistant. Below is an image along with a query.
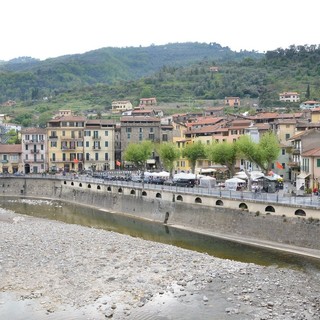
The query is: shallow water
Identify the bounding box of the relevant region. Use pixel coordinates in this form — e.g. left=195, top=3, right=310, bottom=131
left=1, top=197, right=320, bottom=272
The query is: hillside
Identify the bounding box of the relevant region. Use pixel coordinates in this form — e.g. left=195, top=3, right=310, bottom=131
left=1, top=43, right=320, bottom=128
left=0, top=42, right=262, bottom=103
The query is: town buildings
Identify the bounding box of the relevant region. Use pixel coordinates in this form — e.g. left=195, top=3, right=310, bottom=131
left=1, top=104, right=320, bottom=191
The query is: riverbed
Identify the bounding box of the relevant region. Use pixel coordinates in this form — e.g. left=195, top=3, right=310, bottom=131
left=0, top=203, right=320, bottom=319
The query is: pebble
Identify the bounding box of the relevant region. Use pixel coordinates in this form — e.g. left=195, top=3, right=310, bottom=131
left=1, top=206, right=320, bottom=320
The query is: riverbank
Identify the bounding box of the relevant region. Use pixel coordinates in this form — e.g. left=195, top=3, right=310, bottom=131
left=1, top=205, right=320, bottom=320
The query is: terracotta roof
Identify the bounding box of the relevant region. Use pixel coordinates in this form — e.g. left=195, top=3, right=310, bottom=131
left=0, top=144, right=22, bottom=153
left=21, top=127, right=46, bottom=134
left=302, top=147, right=320, bottom=157
left=121, top=116, right=160, bottom=122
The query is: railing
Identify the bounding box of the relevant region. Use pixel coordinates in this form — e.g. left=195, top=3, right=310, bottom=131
left=3, top=174, right=320, bottom=209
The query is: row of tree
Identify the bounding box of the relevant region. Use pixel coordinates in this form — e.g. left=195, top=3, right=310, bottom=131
left=124, top=132, right=280, bottom=189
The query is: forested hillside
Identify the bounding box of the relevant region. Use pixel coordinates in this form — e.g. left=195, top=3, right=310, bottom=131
left=0, top=42, right=261, bottom=103
left=1, top=43, right=320, bottom=128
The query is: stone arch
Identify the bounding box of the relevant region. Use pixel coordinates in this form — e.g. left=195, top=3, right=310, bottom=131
left=176, top=195, right=183, bottom=201
left=130, top=189, right=136, bottom=195
left=156, top=193, right=162, bottom=198
left=71, top=181, right=74, bottom=186
left=265, top=205, right=275, bottom=213
left=63, top=181, right=67, bottom=185
left=107, top=186, right=111, bottom=192
left=79, top=183, right=82, bottom=187
left=142, top=191, right=147, bottom=196
left=97, top=185, right=101, bottom=190
left=295, top=209, right=306, bottom=216
left=216, top=199, right=224, bottom=206
left=239, top=202, right=248, bottom=210
left=88, top=184, right=91, bottom=189
left=195, top=197, right=202, bottom=203
left=118, top=188, right=123, bottom=193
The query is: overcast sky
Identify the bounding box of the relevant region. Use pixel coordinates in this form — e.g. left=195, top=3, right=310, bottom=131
left=1, top=0, right=319, bottom=61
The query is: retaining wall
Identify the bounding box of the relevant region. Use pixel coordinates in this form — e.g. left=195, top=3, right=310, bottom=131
left=1, top=177, right=320, bottom=250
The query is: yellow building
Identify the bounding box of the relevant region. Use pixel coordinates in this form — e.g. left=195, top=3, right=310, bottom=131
left=47, top=115, right=86, bottom=173
left=0, top=144, right=23, bottom=173
left=84, top=120, right=116, bottom=171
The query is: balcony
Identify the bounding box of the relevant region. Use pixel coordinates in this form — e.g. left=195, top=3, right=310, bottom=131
left=30, top=150, right=39, bottom=154
left=61, top=147, right=76, bottom=151
left=93, top=146, right=101, bottom=150
left=292, top=148, right=300, bottom=155
left=92, top=135, right=101, bottom=140
left=49, top=135, right=58, bottom=139
left=24, top=159, right=44, bottom=163
left=1, top=160, right=8, bottom=163
left=287, top=161, right=300, bottom=169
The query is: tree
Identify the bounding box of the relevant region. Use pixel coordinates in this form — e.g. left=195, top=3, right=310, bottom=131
left=206, top=141, right=238, bottom=177
left=182, top=141, right=206, bottom=173
left=123, top=141, right=153, bottom=171
left=157, top=142, right=180, bottom=177
left=237, top=132, right=280, bottom=174
left=305, top=83, right=310, bottom=99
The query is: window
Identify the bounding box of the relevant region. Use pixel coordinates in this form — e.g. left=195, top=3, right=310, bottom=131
left=71, top=131, right=75, bottom=139
left=282, top=149, right=285, bottom=155
left=86, top=141, right=89, bottom=147
left=86, top=153, right=90, bottom=161
left=139, top=133, right=143, bottom=141
left=50, top=141, right=57, bottom=147
left=62, top=153, right=66, bottom=161
left=93, top=131, right=99, bottom=139
left=127, top=133, right=131, bottom=139
left=25, top=145, right=28, bottom=150
left=150, top=128, right=154, bottom=133
left=77, top=141, right=83, bottom=147
left=62, top=131, right=65, bottom=136
left=126, top=127, right=131, bottom=133
left=162, top=134, right=168, bottom=142
left=317, top=159, right=320, bottom=167
left=282, top=163, right=286, bottom=169
left=25, top=135, right=30, bottom=140
left=105, top=141, right=109, bottom=147
left=84, top=130, right=91, bottom=137
left=95, top=153, right=99, bottom=161
left=52, top=153, right=56, bottom=161
left=149, top=133, right=155, bottom=141
left=285, top=133, right=290, bottom=140
left=105, top=131, right=109, bottom=136
left=105, top=153, right=109, bottom=161
left=139, top=128, right=143, bottom=133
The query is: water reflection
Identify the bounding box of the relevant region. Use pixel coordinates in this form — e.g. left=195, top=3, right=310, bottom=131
left=1, top=197, right=320, bottom=272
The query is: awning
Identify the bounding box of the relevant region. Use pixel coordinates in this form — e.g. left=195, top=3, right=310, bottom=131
left=297, top=173, right=311, bottom=179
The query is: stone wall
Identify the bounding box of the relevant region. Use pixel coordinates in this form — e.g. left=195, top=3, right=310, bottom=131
left=1, top=177, right=320, bottom=250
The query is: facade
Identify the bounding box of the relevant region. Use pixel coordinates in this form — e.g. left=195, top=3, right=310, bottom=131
left=21, top=128, right=47, bottom=174
left=120, top=116, right=161, bottom=168
left=84, top=120, right=116, bottom=171
left=299, top=100, right=320, bottom=110
left=0, top=144, right=22, bottom=173
left=139, top=97, right=157, bottom=108
left=47, top=115, right=86, bottom=173
left=224, top=97, right=240, bottom=107
left=279, top=92, right=300, bottom=102
left=111, top=101, right=133, bottom=114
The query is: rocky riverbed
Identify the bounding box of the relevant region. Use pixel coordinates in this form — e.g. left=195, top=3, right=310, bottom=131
left=1, top=205, right=320, bottom=320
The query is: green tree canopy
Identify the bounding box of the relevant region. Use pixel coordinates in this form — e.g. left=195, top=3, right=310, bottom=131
left=182, top=141, right=206, bottom=173
left=123, top=141, right=153, bottom=170
left=206, top=141, right=238, bottom=177
left=237, top=132, right=280, bottom=174
left=157, top=142, right=180, bottom=177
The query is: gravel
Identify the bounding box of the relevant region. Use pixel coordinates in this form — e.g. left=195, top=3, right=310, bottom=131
left=1, top=205, right=320, bottom=319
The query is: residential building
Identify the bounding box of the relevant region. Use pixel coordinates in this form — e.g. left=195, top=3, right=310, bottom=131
left=111, top=101, right=133, bottom=114
left=224, top=97, right=240, bottom=107
left=139, top=97, right=157, bottom=108
left=47, top=115, right=86, bottom=173
left=310, top=107, right=320, bottom=122
left=83, top=119, right=116, bottom=171
left=287, top=129, right=320, bottom=188
left=0, top=144, right=22, bottom=173
left=299, top=100, right=320, bottom=110
left=300, top=147, right=320, bottom=190
left=120, top=116, right=161, bottom=168
left=21, top=128, right=47, bottom=174
left=279, top=92, right=300, bottom=102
